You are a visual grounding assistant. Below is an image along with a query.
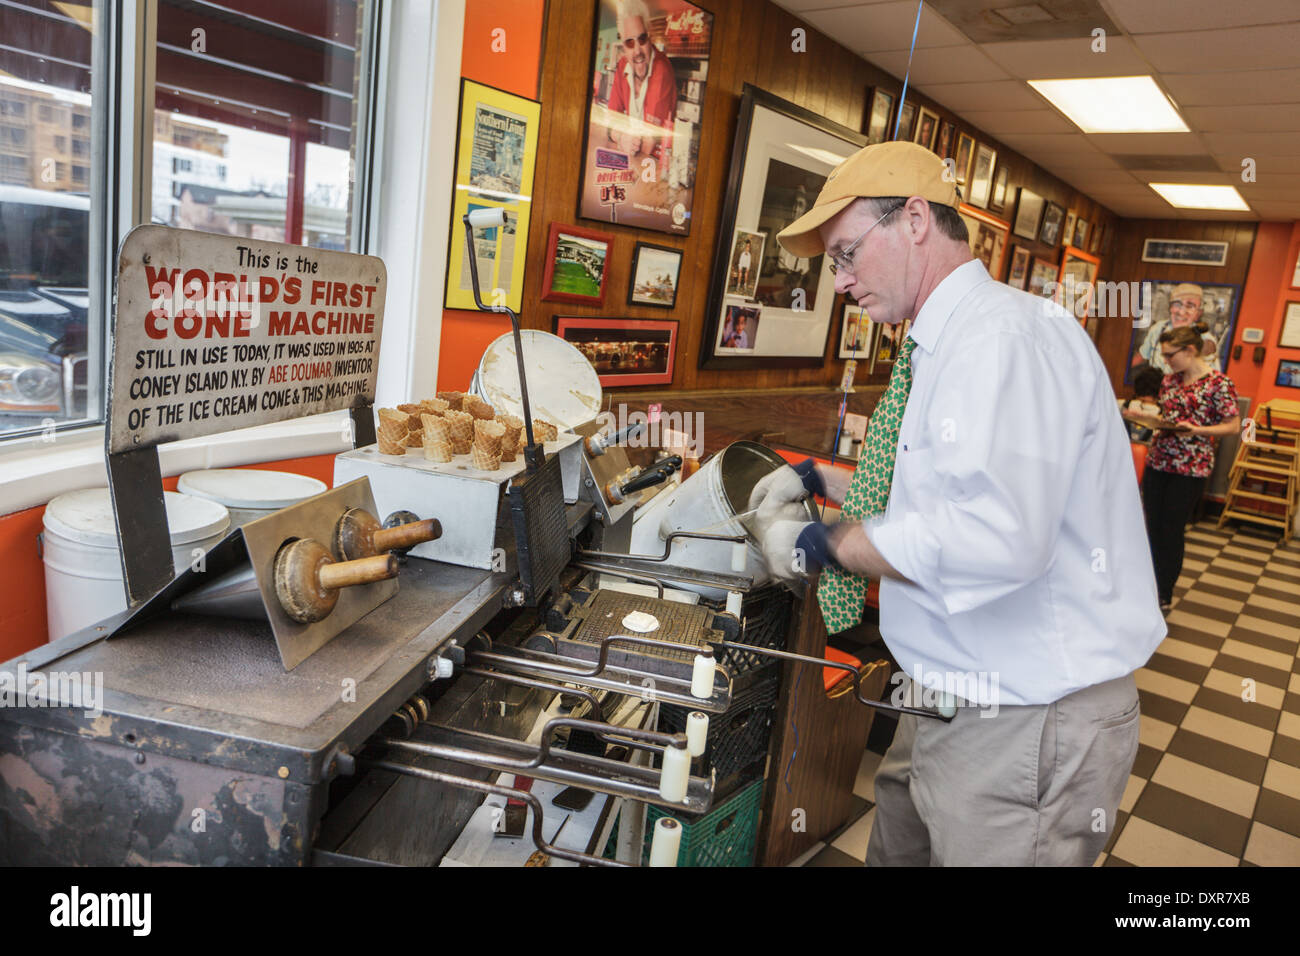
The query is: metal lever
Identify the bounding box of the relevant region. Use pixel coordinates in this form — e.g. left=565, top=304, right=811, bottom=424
left=585, top=422, right=646, bottom=456
left=607, top=455, right=682, bottom=503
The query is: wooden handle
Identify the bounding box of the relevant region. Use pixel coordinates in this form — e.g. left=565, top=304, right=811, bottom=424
left=318, top=553, right=399, bottom=590
left=373, top=518, right=442, bottom=552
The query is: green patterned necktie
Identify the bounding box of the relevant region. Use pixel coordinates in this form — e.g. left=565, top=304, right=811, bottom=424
left=817, top=334, right=918, bottom=633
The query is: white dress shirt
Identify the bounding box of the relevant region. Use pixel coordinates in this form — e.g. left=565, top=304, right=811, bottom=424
left=867, top=259, right=1166, bottom=706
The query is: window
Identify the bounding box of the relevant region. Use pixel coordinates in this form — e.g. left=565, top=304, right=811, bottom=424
left=38, top=104, right=52, bottom=121
left=54, top=135, right=66, bottom=152
left=72, top=165, right=87, bottom=185
left=71, top=113, right=87, bottom=129
left=72, top=138, right=88, bottom=157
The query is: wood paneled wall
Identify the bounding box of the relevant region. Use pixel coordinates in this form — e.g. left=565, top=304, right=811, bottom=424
left=521, top=0, right=1120, bottom=394
left=1095, top=219, right=1258, bottom=398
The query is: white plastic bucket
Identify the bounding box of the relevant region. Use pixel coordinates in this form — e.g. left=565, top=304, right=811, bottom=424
left=629, top=441, right=817, bottom=599
left=177, top=468, right=326, bottom=526
left=43, top=488, right=230, bottom=641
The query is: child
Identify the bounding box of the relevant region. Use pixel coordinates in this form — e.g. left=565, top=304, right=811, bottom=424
left=1119, top=366, right=1164, bottom=443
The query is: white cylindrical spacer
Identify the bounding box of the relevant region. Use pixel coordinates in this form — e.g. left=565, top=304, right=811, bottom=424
left=691, top=651, right=715, bottom=698
left=725, top=590, right=742, bottom=617
left=939, top=692, right=956, bottom=718
left=660, top=743, right=690, bottom=803
left=686, top=711, right=708, bottom=757
left=467, top=207, right=506, bottom=229
left=648, top=817, right=681, bottom=867
left=730, top=542, right=747, bottom=572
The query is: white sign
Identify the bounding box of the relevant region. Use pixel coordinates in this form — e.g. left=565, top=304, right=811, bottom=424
left=108, top=226, right=385, bottom=454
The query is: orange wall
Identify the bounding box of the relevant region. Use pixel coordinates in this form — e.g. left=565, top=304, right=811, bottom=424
left=1228, top=222, right=1296, bottom=405
left=437, top=0, right=547, bottom=393
left=0, top=453, right=337, bottom=660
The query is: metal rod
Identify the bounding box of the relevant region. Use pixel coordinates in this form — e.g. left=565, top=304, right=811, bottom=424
left=570, top=563, right=665, bottom=599
left=473, top=631, right=711, bottom=681
left=578, top=529, right=748, bottom=564
left=718, top=640, right=952, bottom=721
left=361, top=758, right=627, bottom=867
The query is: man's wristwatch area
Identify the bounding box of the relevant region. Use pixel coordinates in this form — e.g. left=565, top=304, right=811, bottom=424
left=794, top=521, right=843, bottom=574
left=792, top=457, right=825, bottom=498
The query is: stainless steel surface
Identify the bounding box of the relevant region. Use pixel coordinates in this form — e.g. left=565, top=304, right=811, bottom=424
left=169, top=561, right=264, bottom=619
left=573, top=554, right=753, bottom=592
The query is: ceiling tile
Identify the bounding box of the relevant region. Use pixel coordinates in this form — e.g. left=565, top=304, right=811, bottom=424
left=1088, top=133, right=1210, bottom=156
left=1181, top=105, right=1300, bottom=133
left=1239, top=175, right=1300, bottom=200
left=1056, top=170, right=1145, bottom=187
left=866, top=45, right=1009, bottom=85
left=799, top=1, right=968, bottom=54
left=1107, top=0, right=1300, bottom=33
left=980, top=36, right=1150, bottom=80
left=1122, top=170, right=1239, bottom=185
left=959, top=109, right=1075, bottom=134
left=1249, top=200, right=1300, bottom=220
left=1164, top=69, right=1300, bottom=107
left=1135, top=24, right=1300, bottom=73
left=1202, top=132, right=1300, bottom=155
left=916, top=79, right=1046, bottom=113
left=1214, top=153, right=1300, bottom=175
left=994, top=132, right=1103, bottom=153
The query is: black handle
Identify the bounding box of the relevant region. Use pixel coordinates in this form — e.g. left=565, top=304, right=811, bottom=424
left=618, top=456, right=682, bottom=497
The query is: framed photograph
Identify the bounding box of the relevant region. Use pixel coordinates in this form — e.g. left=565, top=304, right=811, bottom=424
left=1277, top=359, right=1300, bottom=389
left=1039, top=202, right=1065, bottom=246
left=578, top=0, right=715, bottom=236
left=1089, top=221, right=1103, bottom=255
left=990, top=166, right=1009, bottom=211
left=541, top=223, right=613, bottom=305
left=1125, top=281, right=1241, bottom=381
left=444, top=79, right=541, bottom=312
left=914, top=107, right=940, bottom=152
left=839, top=303, right=875, bottom=359
left=1028, top=257, right=1058, bottom=298
left=723, top=229, right=765, bottom=300
left=870, top=318, right=911, bottom=375
left=554, top=316, right=677, bottom=387
left=716, top=303, right=761, bottom=353
left=896, top=100, right=916, bottom=141
left=628, top=242, right=683, bottom=308
left=953, top=132, right=975, bottom=185
left=1278, top=301, right=1300, bottom=349
left=1057, top=246, right=1101, bottom=322
left=936, top=120, right=955, bottom=160
left=1012, top=187, right=1045, bottom=242
left=1292, top=249, right=1300, bottom=288
left=967, top=144, right=997, bottom=207
left=700, top=84, right=867, bottom=369
left=1074, top=217, right=1089, bottom=249
left=865, top=87, right=895, bottom=145
left=958, top=203, right=1010, bottom=280
left=1007, top=246, right=1032, bottom=290
left=1141, top=238, right=1229, bottom=267
left=1062, top=211, right=1077, bottom=251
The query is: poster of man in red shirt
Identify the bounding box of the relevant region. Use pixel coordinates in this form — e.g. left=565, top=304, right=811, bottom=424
left=580, top=0, right=714, bottom=236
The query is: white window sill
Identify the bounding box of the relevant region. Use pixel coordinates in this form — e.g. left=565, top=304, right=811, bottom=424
left=0, top=411, right=354, bottom=514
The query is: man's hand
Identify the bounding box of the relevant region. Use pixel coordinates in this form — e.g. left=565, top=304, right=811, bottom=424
left=748, top=458, right=822, bottom=512
left=753, top=496, right=812, bottom=582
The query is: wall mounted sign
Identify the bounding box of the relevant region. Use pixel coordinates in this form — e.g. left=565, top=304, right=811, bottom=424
left=1141, top=238, right=1229, bottom=267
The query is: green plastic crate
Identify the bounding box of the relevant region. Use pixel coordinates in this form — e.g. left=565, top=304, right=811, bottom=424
left=643, top=779, right=763, bottom=867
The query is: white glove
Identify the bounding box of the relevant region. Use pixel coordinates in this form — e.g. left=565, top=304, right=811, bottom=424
left=747, top=465, right=809, bottom=513
left=754, top=498, right=812, bottom=582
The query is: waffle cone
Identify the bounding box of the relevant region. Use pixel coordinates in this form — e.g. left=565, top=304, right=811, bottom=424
left=451, top=437, right=472, bottom=455
left=377, top=436, right=407, bottom=456
left=421, top=398, right=449, bottom=416
left=421, top=414, right=450, bottom=444
left=499, top=435, right=518, bottom=462
left=377, top=420, right=407, bottom=443
left=534, top=419, right=558, bottom=442
left=446, top=410, right=474, bottom=445
left=470, top=443, right=501, bottom=471
left=397, top=403, right=423, bottom=417
left=473, top=419, right=505, bottom=454
left=466, top=396, right=496, bottom=421
left=497, top=414, right=522, bottom=447
left=423, top=439, right=452, bottom=462
left=377, top=407, right=406, bottom=428
left=436, top=390, right=464, bottom=411
left=404, top=430, right=423, bottom=448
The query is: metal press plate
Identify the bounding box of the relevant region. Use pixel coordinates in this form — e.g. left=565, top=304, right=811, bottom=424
left=241, top=477, right=398, bottom=670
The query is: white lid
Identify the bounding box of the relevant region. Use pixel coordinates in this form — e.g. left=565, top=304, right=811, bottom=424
left=44, top=488, right=230, bottom=548
left=474, top=330, right=601, bottom=430
left=177, top=469, right=326, bottom=510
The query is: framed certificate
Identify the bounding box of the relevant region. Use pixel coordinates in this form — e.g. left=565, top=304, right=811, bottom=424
left=1280, top=302, right=1300, bottom=349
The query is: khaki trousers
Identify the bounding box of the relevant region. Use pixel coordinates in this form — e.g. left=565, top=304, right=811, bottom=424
left=866, top=672, right=1140, bottom=866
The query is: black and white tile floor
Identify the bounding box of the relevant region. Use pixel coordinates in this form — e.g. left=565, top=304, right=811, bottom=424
left=792, top=520, right=1300, bottom=867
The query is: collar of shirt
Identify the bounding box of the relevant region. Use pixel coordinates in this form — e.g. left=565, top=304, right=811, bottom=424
left=622, top=46, right=656, bottom=113
left=906, top=258, right=992, bottom=355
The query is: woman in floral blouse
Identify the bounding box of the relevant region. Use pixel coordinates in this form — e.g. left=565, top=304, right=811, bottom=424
left=1140, top=322, right=1240, bottom=612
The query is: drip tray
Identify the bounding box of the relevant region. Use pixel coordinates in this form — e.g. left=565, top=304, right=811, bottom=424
left=555, top=589, right=720, bottom=682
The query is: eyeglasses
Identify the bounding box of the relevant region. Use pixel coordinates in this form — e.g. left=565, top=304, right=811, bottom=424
left=1159, top=349, right=1184, bottom=361
left=827, top=204, right=902, bottom=276
left=622, top=32, right=650, bottom=49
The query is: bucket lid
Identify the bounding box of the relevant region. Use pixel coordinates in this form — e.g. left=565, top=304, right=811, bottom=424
left=44, top=488, right=230, bottom=548
left=178, top=469, right=326, bottom=510
left=474, top=330, right=601, bottom=430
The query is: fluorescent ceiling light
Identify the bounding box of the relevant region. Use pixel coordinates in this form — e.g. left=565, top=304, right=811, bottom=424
left=1148, top=183, right=1250, bottom=211
left=1028, top=76, right=1187, bottom=134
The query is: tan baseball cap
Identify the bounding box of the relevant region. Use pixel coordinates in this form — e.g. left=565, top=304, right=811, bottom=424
left=1171, top=282, right=1203, bottom=301
left=776, top=141, right=961, bottom=258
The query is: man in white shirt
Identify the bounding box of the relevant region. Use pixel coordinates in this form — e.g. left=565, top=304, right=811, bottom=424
left=751, top=141, right=1166, bottom=866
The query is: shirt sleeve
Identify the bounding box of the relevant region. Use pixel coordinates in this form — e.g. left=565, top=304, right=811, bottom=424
left=608, top=62, right=628, bottom=114
left=1211, top=375, right=1240, bottom=423
left=646, top=56, right=678, bottom=128
left=868, top=327, right=1090, bottom=615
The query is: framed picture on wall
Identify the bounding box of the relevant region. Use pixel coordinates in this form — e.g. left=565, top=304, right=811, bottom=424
left=936, top=120, right=955, bottom=160
left=990, top=165, right=1009, bottom=212
left=1039, top=202, right=1065, bottom=246
left=628, top=241, right=683, bottom=308
left=1007, top=246, right=1031, bottom=290
left=1141, top=238, right=1229, bottom=267
left=865, top=87, right=895, bottom=145
left=699, top=84, right=867, bottom=370
left=953, top=132, right=975, bottom=185
left=577, top=0, right=715, bottom=236
left=1278, top=359, right=1300, bottom=389
left=443, top=79, right=542, bottom=312
left=1089, top=221, right=1103, bottom=255
left=896, top=100, right=917, bottom=141
left=958, top=203, right=1010, bottom=280
left=1063, top=211, right=1077, bottom=250
left=723, top=229, right=764, bottom=299
left=1292, top=249, right=1300, bottom=288
left=1028, top=257, right=1058, bottom=298
left=554, top=316, right=678, bottom=387
left=1057, top=246, right=1101, bottom=322
left=1013, top=187, right=1045, bottom=241
left=914, top=106, right=940, bottom=152
left=967, top=144, right=997, bottom=207
left=541, top=222, right=613, bottom=306
left=870, top=318, right=911, bottom=375
left=839, top=303, right=875, bottom=359
left=1124, top=281, right=1241, bottom=382
left=1278, top=301, right=1300, bottom=349
left=1074, top=218, right=1089, bottom=249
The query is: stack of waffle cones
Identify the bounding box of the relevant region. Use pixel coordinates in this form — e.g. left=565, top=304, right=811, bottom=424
left=497, top=413, right=522, bottom=462
left=436, top=390, right=465, bottom=412
left=421, top=414, right=452, bottom=462
left=534, top=419, right=558, bottom=443
left=377, top=408, right=409, bottom=455
left=471, top=419, right=506, bottom=470
left=465, top=395, right=496, bottom=421
left=445, top=410, right=474, bottom=454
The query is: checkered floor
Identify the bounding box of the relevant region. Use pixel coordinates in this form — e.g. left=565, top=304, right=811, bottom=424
left=792, top=520, right=1300, bottom=867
